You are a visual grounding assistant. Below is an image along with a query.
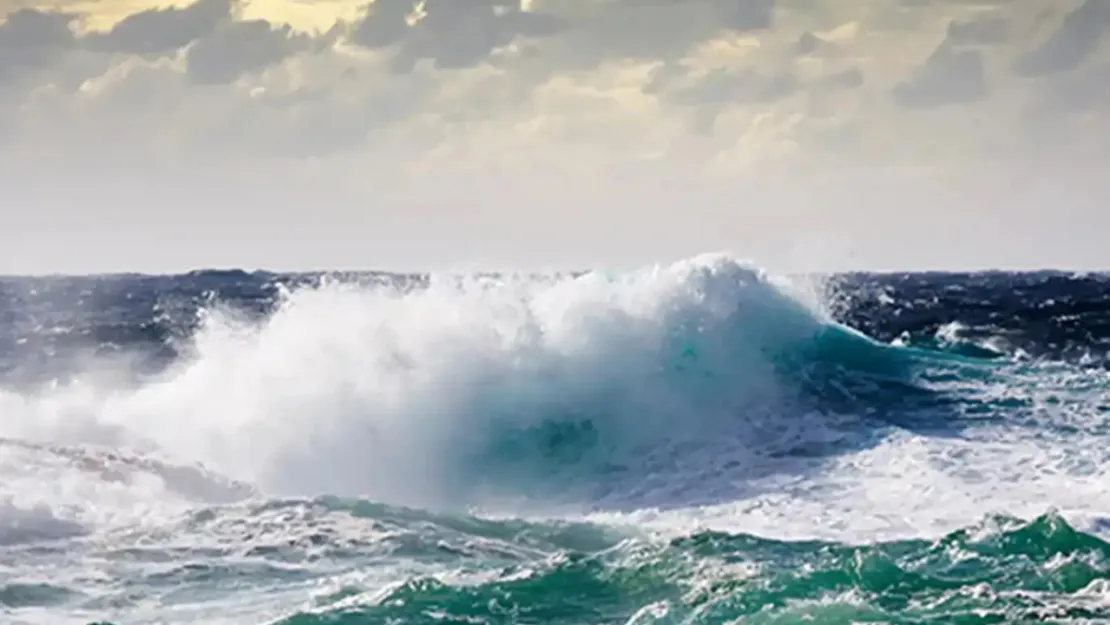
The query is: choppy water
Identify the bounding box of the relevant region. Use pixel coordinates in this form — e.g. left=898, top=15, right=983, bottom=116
left=3, top=253, right=1110, bottom=624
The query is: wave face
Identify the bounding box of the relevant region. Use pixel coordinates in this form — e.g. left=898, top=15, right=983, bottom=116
left=2, top=254, right=1110, bottom=624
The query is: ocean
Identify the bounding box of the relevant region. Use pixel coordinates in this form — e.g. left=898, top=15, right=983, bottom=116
left=3, top=252, right=1110, bottom=624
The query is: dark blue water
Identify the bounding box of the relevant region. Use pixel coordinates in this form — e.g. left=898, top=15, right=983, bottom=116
left=2, top=257, right=1109, bottom=625
left=4, top=269, right=1108, bottom=383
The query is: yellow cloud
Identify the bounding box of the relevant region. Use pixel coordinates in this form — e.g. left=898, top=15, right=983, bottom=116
left=21, top=0, right=356, bottom=31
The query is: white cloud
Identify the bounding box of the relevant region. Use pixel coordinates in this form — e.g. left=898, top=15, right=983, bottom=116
left=1, top=0, right=1109, bottom=273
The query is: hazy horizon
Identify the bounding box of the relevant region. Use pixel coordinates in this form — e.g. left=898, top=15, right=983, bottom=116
left=2, top=0, right=1108, bottom=275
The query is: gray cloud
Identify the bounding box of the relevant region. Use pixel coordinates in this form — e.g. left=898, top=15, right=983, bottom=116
left=84, top=0, right=234, bottom=56
left=507, top=0, right=774, bottom=71
left=728, top=0, right=775, bottom=31
left=794, top=31, right=824, bottom=56
left=1014, top=0, right=1110, bottom=76
left=0, top=9, right=76, bottom=84
left=3, top=0, right=1110, bottom=274
left=349, top=0, right=561, bottom=72
left=185, top=19, right=310, bottom=84
left=892, top=37, right=988, bottom=108
left=1026, top=60, right=1110, bottom=121
left=348, top=0, right=410, bottom=48
left=0, top=0, right=1107, bottom=167
left=945, top=15, right=1009, bottom=46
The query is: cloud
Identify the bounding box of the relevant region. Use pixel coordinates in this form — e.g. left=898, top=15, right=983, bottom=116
left=892, top=38, right=988, bottom=108
left=0, top=8, right=76, bottom=84
left=84, top=0, right=234, bottom=55
left=184, top=18, right=312, bottom=84
left=349, top=0, right=562, bottom=72
left=0, top=0, right=1108, bottom=274
left=0, top=0, right=1108, bottom=189
left=1014, top=0, right=1110, bottom=76
left=945, top=14, right=1009, bottom=46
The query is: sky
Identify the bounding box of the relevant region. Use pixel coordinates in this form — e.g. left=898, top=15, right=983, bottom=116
left=0, top=0, right=1108, bottom=274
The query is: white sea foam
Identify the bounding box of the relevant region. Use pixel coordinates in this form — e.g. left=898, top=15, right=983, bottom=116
left=0, top=253, right=849, bottom=516
left=0, top=252, right=1107, bottom=551
left=2, top=254, right=1110, bottom=625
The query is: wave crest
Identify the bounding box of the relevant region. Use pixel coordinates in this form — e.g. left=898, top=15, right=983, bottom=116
left=0, top=254, right=928, bottom=512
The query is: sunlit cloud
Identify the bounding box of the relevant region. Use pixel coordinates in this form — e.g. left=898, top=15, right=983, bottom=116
left=1, top=0, right=1108, bottom=272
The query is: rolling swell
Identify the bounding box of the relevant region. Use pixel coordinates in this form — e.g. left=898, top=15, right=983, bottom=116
left=40, top=497, right=1110, bottom=624
left=260, top=505, right=1110, bottom=625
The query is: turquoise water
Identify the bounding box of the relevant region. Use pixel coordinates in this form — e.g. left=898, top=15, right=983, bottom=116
left=3, top=255, right=1110, bottom=624
left=273, top=505, right=1110, bottom=625
left=24, top=499, right=1110, bottom=624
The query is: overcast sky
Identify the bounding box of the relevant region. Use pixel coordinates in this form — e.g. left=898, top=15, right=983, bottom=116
left=0, top=0, right=1108, bottom=274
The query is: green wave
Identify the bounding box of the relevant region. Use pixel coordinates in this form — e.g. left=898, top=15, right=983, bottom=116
left=267, top=511, right=1110, bottom=625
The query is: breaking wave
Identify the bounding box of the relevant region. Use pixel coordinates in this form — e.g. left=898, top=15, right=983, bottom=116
left=0, top=253, right=974, bottom=516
